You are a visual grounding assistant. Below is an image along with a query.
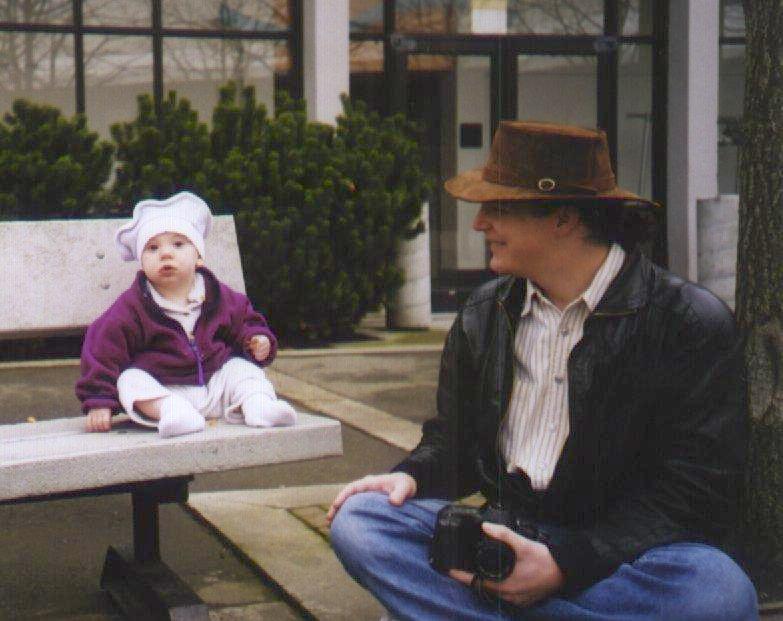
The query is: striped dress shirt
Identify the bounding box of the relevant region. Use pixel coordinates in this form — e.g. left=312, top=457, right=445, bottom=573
left=500, top=243, right=626, bottom=490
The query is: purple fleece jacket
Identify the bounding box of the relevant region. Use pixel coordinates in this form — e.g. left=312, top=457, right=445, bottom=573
left=76, top=267, right=277, bottom=414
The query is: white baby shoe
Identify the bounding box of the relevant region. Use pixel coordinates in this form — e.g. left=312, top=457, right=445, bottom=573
left=157, top=394, right=205, bottom=438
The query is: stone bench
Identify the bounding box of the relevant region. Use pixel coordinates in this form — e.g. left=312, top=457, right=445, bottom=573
left=0, top=216, right=342, bottom=620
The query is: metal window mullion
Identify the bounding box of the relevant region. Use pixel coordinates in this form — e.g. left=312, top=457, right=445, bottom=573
left=651, top=0, right=669, bottom=266
left=152, top=0, right=162, bottom=117
left=73, top=0, right=85, bottom=114
left=598, top=0, right=619, bottom=170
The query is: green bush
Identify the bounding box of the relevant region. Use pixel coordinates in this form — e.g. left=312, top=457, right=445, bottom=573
left=109, top=84, right=430, bottom=341
left=214, top=87, right=430, bottom=341
left=0, top=99, right=114, bottom=219
left=111, top=91, right=212, bottom=206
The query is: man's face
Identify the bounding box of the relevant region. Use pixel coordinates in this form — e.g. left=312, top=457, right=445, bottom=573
left=472, top=202, right=557, bottom=277
left=141, top=231, right=200, bottom=289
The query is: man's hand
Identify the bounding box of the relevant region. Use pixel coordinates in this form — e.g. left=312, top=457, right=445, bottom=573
left=86, top=407, right=112, bottom=432
left=326, top=472, right=417, bottom=524
left=249, top=335, right=271, bottom=362
left=449, top=522, right=564, bottom=608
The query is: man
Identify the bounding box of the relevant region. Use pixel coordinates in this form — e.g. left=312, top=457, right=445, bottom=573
left=328, top=121, right=757, bottom=620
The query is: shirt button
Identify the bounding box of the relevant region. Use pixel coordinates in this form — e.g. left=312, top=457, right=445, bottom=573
left=560, top=328, right=570, bottom=336
left=554, top=376, right=565, bottom=384
left=548, top=423, right=557, bottom=432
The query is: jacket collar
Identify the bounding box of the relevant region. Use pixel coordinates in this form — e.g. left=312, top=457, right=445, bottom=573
left=497, top=248, right=651, bottom=318
left=135, top=266, right=222, bottom=317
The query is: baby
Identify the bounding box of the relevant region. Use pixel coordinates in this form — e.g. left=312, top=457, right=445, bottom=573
left=76, top=191, right=296, bottom=437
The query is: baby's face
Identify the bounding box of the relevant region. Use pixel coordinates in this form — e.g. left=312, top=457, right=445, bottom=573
left=141, top=231, right=200, bottom=289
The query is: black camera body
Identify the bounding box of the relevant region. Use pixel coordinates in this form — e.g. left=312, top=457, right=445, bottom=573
left=430, top=502, right=549, bottom=582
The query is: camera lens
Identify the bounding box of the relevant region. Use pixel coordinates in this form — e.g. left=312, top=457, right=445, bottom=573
left=474, top=539, right=515, bottom=581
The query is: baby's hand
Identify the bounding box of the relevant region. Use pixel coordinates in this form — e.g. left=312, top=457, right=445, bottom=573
left=249, top=335, right=271, bottom=362
left=86, top=408, right=112, bottom=432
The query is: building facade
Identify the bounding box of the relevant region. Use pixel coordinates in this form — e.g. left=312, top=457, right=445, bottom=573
left=0, top=0, right=744, bottom=311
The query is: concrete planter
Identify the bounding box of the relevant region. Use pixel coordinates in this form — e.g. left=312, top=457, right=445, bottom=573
left=387, top=202, right=432, bottom=329
left=697, top=194, right=738, bottom=310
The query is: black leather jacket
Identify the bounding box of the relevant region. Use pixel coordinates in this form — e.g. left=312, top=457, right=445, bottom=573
left=394, top=250, right=746, bottom=592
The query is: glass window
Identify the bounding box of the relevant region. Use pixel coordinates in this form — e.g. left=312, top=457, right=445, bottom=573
left=508, top=0, right=603, bottom=35
left=620, top=0, right=654, bottom=36
left=395, top=0, right=470, bottom=34
left=83, top=0, right=151, bottom=27
left=617, top=44, right=653, bottom=200
left=162, top=38, right=289, bottom=122
left=350, top=0, right=383, bottom=33
left=163, top=0, right=290, bottom=31
left=517, top=55, right=597, bottom=126
left=84, top=35, right=153, bottom=139
left=0, top=0, right=72, bottom=25
left=350, top=40, right=383, bottom=73
left=718, top=44, right=744, bottom=194
left=0, top=32, right=75, bottom=118
left=722, top=0, right=745, bottom=38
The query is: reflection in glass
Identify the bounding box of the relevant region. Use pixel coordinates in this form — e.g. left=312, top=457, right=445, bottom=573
left=83, top=0, right=150, bottom=27
left=350, top=40, right=383, bottom=73
left=722, top=0, right=745, bottom=38
left=508, top=0, right=602, bottom=34
left=350, top=0, right=383, bottom=33
left=0, top=0, right=71, bottom=24
left=163, top=39, right=288, bottom=122
left=617, top=44, right=652, bottom=200
left=84, top=35, right=153, bottom=139
left=719, top=44, right=744, bottom=194
left=620, top=0, right=653, bottom=36
left=0, top=32, right=75, bottom=118
left=517, top=55, right=597, bottom=127
left=399, top=1, right=467, bottom=34
left=163, top=0, right=289, bottom=31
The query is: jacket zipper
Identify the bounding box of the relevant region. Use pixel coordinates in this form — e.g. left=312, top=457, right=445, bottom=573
left=189, top=339, right=205, bottom=386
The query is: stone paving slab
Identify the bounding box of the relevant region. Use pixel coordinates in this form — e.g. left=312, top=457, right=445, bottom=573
left=267, top=368, right=423, bottom=452
left=188, top=486, right=385, bottom=621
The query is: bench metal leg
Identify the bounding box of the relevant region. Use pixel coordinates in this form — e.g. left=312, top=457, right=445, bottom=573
left=100, top=479, right=209, bottom=620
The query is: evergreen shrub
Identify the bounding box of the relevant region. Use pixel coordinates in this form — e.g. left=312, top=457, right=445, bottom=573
left=111, top=91, right=212, bottom=206
left=0, top=99, right=114, bottom=219
left=214, top=86, right=430, bottom=341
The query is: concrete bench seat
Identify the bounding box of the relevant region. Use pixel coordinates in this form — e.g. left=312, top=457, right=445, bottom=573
left=0, top=216, right=342, bottom=620
left=0, top=413, right=340, bottom=502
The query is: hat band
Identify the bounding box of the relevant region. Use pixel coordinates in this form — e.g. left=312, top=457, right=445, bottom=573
left=482, top=162, right=616, bottom=195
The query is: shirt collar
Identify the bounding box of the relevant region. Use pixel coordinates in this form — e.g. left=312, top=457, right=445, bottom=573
left=148, top=272, right=205, bottom=313
left=581, top=243, right=625, bottom=312
left=520, top=243, right=626, bottom=316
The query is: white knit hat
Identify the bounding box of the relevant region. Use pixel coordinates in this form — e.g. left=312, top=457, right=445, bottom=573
left=115, top=191, right=213, bottom=262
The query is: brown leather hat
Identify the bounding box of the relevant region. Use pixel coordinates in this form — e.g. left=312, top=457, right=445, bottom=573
left=445, top=120, right=655, bottom=206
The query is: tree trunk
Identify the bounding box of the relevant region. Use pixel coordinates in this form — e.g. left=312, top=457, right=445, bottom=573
left=737, top=0, right=783, bottom=589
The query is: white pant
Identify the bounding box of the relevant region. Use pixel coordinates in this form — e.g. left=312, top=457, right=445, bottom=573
left=118, top=357, right=279, bottom=428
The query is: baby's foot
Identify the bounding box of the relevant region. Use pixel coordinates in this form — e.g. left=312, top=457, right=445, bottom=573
left=242, top=394, right=297, bottom=427
left=158, top=394, right=205, bottom=438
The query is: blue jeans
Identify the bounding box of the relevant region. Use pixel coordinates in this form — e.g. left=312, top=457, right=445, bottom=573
left=331, top=492, right=758, bottom=621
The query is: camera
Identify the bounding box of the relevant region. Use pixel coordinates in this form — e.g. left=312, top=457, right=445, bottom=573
left=429, top=502, right=549, bottom=582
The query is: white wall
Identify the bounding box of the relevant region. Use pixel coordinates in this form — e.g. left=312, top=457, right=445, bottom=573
left=303, top=0, right=349, bottom=124
left=667, top=0, right=720, bottom=281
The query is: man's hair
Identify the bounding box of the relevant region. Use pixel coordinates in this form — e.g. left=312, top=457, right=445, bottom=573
left=501, top=200, right=658, bottom=251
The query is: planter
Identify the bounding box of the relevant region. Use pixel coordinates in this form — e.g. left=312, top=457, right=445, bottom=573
left=697, top=194, right=738, bottom=310
left=387, top=202, right=432, bottom=329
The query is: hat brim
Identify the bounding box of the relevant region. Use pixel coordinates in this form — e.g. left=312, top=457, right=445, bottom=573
left=444, top=168, right=658, bottom=207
